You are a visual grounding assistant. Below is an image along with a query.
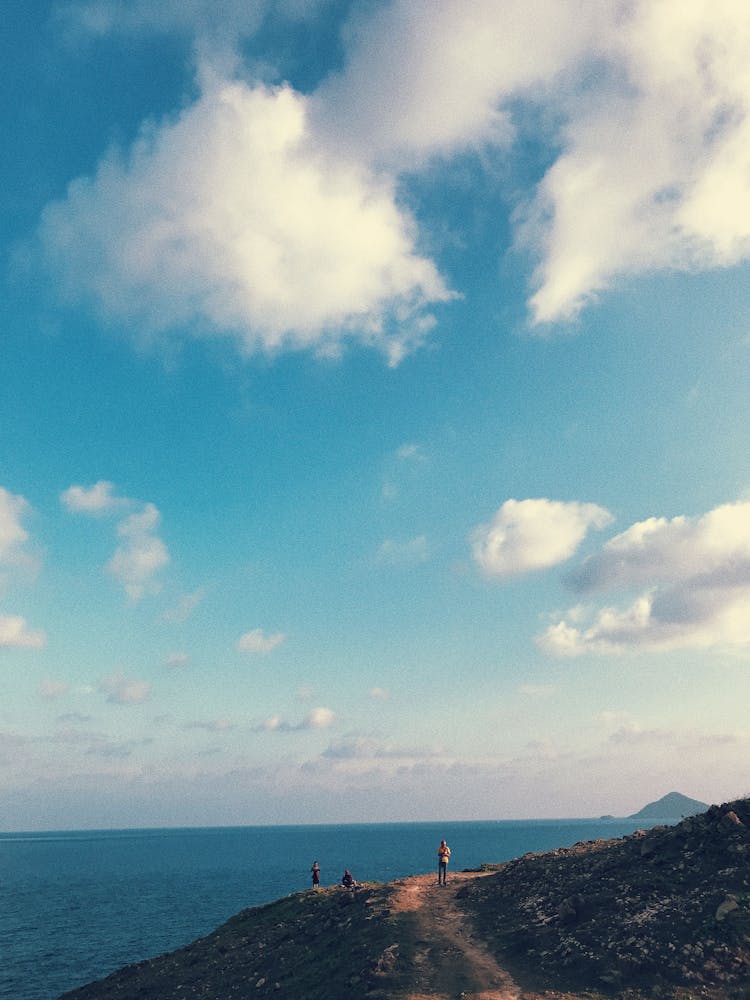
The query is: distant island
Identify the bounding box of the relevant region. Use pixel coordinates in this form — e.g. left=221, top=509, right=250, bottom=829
left=628, top=790, right=708, bottom=820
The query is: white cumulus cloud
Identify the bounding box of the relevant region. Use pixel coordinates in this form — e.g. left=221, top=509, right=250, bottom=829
left=471, top=498, right=613, bottom=578
left=538, top=501, right=750, bottom=655
left=0, top=614, right=46, bottom=650
left=37, top=0, right=750, bottom=348
left=349, top=0, right=746, bottom=332
left=326, top=0, right=750, bottom=324
left=62, top=483, right=169, bottom=601
left=317, top=0, right=604, bottom=166
left=39, top=78, right=453, bottom=367
left=106, top=503, right=169, bottom=601
left=520, top=1, right=750, bottom=323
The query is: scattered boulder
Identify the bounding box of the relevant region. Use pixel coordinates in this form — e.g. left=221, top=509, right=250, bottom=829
left=557, top=894, right=586, bottom=923
left=721, top=809, right=744, bottom=829
left=715, top=896, right=740, bottom=922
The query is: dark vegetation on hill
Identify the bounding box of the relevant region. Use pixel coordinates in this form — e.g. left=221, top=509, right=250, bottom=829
left=61, top=798, right=750, bottom=1000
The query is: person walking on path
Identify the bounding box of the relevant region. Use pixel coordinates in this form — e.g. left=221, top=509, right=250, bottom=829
left=437, top=839, right=451, bottom=884
left=311, top=860, right=320, bottom=889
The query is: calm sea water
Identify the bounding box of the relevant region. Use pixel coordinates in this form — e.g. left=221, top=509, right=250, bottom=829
left=0, top=817, right=668, bottom=1000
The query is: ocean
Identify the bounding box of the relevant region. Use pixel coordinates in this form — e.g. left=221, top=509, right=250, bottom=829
left=0, top=816, right=668, bottom=1000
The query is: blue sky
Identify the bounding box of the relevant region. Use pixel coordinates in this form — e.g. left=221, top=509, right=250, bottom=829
left=2, top=0, right=750, bottom=831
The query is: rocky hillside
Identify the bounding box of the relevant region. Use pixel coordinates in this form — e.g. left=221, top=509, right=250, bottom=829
left=463, top=797, right=750, bottom=997
left=61, top=798, right=750, bottom=999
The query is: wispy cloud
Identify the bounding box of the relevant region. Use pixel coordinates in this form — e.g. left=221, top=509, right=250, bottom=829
left=98, top=673, right=152, bottom=705
left=39, top=679, right=70, bottom=699
left=236, top=628, right=285, bottom=654
left=321, top=735, right=439, bottom=763
left=518, top=683, right=556, bottom=699
left=258, top=706, right=336, bottom=732
left=396, top=442, right=426, bottom=463
left=160, top=587, right=206, bottom=624
left=55, top=0, right=320, bottom=54
left=60, top=480, right=125, bottom=515
left=377, top=535, right=429, bottom=567
left=472, top=498, right=613, bottom=578
left=185, top=718, right=234, bottom=733
left=164, top=651, right=190, bottom=669
left=606, top=719, right=739, bottom=750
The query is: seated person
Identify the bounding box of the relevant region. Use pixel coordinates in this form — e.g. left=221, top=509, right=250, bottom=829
left=341, top=869, right=357, bottom=887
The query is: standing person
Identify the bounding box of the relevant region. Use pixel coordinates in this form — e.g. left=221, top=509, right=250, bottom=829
left=311, top=860, right=320, bottom=889
left=437, top=839, right=451, bottom=885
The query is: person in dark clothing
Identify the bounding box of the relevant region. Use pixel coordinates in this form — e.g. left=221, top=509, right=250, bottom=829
left=341, top=869, right=357, bottom=887
left=311, top=860, right=320, bottom=889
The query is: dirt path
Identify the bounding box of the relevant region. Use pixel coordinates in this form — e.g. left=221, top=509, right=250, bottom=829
left=385, top=871, right=599, bottom=1000
left=386, top=870, right=519, bottom=1000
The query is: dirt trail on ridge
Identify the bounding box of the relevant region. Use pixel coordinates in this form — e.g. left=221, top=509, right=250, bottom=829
left=385, top=870, right=598, bottom=1000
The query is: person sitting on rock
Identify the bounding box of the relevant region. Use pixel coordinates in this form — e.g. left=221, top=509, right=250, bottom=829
left=341, top=869, right=357, bottom=888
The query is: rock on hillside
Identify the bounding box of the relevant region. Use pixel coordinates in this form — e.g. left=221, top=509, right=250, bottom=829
left=462, top=797, right=750, bottom=996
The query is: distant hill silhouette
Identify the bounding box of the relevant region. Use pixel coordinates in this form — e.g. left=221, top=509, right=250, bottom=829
left=629, top=790, right=708, bottom=820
